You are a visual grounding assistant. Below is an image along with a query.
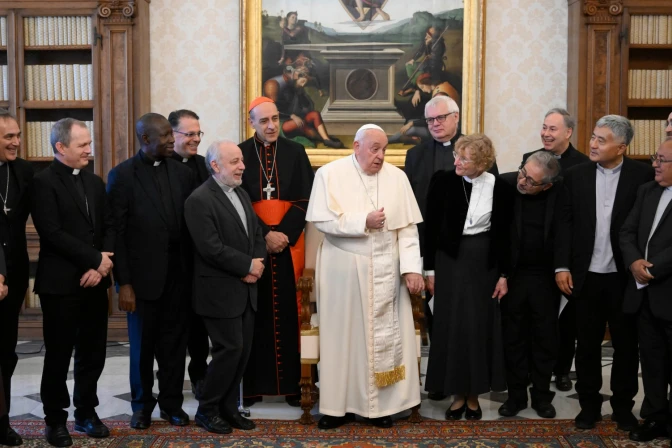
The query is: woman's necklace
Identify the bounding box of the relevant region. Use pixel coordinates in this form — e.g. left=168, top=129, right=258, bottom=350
left=462, top=177, right=482, bottom=225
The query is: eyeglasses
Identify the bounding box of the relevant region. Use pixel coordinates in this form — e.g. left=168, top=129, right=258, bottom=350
left=425, top=112, right=456, bottom=125
left=518, top=166, right=547, bottom=187
left=452, top=150, right=473, bottom=165
left=651, top=154, right=672, bottom=165
left=173, top=130, right=204, bottom=138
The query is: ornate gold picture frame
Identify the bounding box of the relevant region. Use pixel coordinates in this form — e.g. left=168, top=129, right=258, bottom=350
left=241, top=0, right=486, bottom=167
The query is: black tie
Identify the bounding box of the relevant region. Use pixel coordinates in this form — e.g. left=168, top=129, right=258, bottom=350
left=73, top=174, right=89, bottom=215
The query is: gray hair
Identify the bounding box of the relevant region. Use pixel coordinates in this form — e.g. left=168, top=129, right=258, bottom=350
left=545, top=108, right=575, bottom=130
left=204, top=139, right=239, bottom=175
left=526, top=150, right=561, bottom=184
left=425, top=95, right=460, bottom=117
left=50, top=118, right=88, bottom=153
left=595, top=115, right=634, bottom=146
left=0, top=108, right=17, bottom=123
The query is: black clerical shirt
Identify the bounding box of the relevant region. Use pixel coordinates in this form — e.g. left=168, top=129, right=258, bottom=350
left=0, top=161, right=20, bottom=257
left=518, top=189, right=551, bottom=270
left=138, top=151, right=179, bottom=239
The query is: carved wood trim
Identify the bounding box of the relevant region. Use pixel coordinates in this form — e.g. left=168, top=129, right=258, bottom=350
left=583, top=0, right=623, bottom=16
left=98, top=0, right=135, bottom=21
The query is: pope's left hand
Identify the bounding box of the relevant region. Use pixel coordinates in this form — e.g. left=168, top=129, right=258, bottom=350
left=404, top=273, right=424, bottom=295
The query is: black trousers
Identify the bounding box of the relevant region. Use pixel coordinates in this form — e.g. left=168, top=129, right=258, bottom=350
left=638, top=295, right=672, bottom=427
left=0, top=269, right=27, bottom=414
left=555, top=299, right=577, bottom=375
left=198, top=300, right=255, bottom=417
left=574, top=272, right=639, bottom=414
left=0, top=366, right=7, bottom=427
left=187, top=311, right=210, bottom=384
left=39, top=288, right=108, bottom=425
left=127, top=264, right=190, bottom=414
left=502, top=271, right=558, bottom=404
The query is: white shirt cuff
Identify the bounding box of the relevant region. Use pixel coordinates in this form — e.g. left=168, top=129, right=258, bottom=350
left=555, top=267, right=570, bottom=273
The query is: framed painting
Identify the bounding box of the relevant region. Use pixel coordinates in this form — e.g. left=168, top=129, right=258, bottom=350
left=241, top=0, right=486, bottom=167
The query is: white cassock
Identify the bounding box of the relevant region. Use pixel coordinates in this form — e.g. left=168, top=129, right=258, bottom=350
left=306, top=154, right=423, bottom=418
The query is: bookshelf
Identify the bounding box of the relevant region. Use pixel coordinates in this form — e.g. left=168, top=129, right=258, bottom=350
left=567, top=1, right=672, bottom=161
left=0, top=0, right=151, bottom=340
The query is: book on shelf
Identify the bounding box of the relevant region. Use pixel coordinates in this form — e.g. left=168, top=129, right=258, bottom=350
left=630, top=15, right=672, bottom=45
left=25, top=64, right=93, bottom=101
left=629, top=120, right=667, bottom=156
left=628, top=70, right=672, bottom=99
left=23, top=16, right=91, bottom=47
left=0, top=65, right=6, bottom=101
left=1, top=16, right=7, bottom=47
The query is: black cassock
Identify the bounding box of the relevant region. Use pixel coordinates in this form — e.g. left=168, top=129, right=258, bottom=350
left=239, top=135, right=314, bottom=398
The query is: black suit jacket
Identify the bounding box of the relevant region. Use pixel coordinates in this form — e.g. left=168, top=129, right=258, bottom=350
left=107, top=152, right=195, bottom=300
left=620, top=181, right=672, bottom=319
left=501, top=172, right=563, bottom=275
left=172, top=152, right=209, bottom=186
left=185, top=177, right=266, bottom=319
left=555, top=158, right=654, bottom=298
left=0, top=158, right=34, bottom=287
left=521, top=144, right=589, bottom=172
left=423, top=170, right=513, bottom=274
left=405, top=133, right=499, bottom=254
left=31, top=161, right=115, bottom=295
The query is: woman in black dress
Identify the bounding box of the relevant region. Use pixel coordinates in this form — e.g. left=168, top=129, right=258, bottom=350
left=423, top=134, right=513, bottom=420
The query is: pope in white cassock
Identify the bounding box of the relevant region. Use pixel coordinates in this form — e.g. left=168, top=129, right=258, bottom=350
left=306, top=124, right=425, bottom=430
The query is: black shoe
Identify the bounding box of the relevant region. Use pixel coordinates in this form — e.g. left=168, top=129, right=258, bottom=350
left=555, top=374, right=572, bottom=392
left=445, top=402, right=466, bottom=420
left=575, top=409, right=602, bottom=429
left=223, top=413, right=255, bottom=430
left=318, top=413, right=355, bottom=430
left=465, top=403, right=483, bottom=420
left=498, top=399, right=527, bottom=417
left=74, top=415, right=110, bottom=438
left=532, top=401, right=557, bottom=418
left=130, top=410, right=152, bottom=429
left=285, top=395, right=301, bottom=407
left=242, top=396, right=262, bottom=407
left=428, top=392, right=448, bottom=401
left=323, top=139, right=344, bottom=149
left=0, top=426, right=23, bottom=446
left=612, top=411, right=638, bottom=432
left=191, top=379, right=203, bottom=399
left=195, top=413, right=232, bottom=435
left=629, top=420, right=667, bottom=441
left=45, top=424, right=72, bottom=447
left=368, top=416, right=393, bottom=428
left=160, top=409, right=189, bottom=426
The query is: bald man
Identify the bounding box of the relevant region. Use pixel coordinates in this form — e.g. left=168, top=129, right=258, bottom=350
left=107, top=113, right=195, bottom=429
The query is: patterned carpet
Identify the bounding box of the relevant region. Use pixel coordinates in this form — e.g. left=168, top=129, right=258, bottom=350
left=10, top=419, right=671, bottom=447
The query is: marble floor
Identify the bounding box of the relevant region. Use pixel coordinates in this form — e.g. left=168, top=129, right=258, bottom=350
left=8, top=340, right=642, bottom=423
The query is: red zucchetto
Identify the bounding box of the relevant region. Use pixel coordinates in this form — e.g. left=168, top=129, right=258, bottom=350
left=248, top=96, right=275, bottom=113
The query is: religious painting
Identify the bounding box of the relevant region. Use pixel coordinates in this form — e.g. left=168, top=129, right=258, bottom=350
left=242, top=0, right=486, bottom=167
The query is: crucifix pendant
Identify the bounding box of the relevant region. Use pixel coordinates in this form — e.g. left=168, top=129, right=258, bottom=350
left=3, top=206, right=10, bottom=215
left=263, top=183, right=276, bottom=200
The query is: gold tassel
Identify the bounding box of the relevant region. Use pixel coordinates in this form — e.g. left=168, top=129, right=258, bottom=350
left=374, top=365, right=406, bottom=388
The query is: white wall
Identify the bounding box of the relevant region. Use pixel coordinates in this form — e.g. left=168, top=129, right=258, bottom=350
left=150, top=0, right=241, bottom=153
left=149, top=0, right=569, bottom=168
left=483, top=0, right=569, bottom=172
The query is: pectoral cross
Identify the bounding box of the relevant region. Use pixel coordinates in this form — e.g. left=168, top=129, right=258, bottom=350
left=2, top=205, right=9, bottom=215
left=263, top=183, right=275, bottom=200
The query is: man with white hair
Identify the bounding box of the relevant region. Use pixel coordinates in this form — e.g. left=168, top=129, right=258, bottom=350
left=306, top=124, right=425, bottom=429
left=184, top=140, right=266, bottom=434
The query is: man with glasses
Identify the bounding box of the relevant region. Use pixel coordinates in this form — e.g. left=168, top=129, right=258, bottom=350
left=555, top=115, right=653, bottom=430
left=404, top=95, right=498, bottom=400
left=498, top=151, right=562, bottom=418
left=620, top=137, right=672, bottom=442
left=167, top=110, right=210, bottom=400
left=521, top=108, right=589, bottom=393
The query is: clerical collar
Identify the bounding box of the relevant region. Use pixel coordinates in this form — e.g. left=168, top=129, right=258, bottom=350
left=139, top=150, right=163, bottom=167
left=52, top=157, right=82, bottom=176
left=253, top=133, right=276, bottom=149
left=0, top=161, right=4, bottom=166
left=463, top=171, right=486, bottom=184
left=182, top=158, right=188, bottom=163
left=596, top=159, right=623, bottom=174
left=212, top=175, right=236, bottom=193
left=442, top=141, right=451, bottom=146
